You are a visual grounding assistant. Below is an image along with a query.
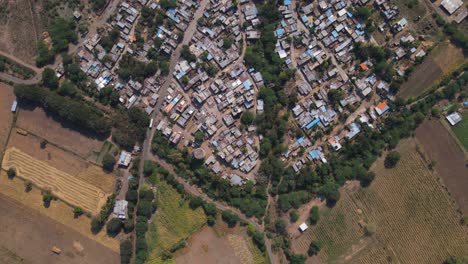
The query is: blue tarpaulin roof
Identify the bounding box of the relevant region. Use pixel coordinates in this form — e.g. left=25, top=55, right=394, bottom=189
left=305, top=117, right=320, bottom=129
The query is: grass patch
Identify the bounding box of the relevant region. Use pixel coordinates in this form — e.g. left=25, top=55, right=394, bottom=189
left=96, top=141, right=116, bottom=164
left=450, top=111, right=468, bottom=150
left=147, top=177, right=206, bottom=264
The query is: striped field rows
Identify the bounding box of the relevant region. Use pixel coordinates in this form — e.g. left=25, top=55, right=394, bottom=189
left=2, top=147, right=108, bottom=214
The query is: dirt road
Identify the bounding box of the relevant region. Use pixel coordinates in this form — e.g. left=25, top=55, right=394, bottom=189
left=0, top=50, right=41, bottom=85
left=0, top=193, right=119, bottom=264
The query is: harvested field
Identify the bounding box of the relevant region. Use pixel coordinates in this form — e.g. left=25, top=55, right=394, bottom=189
left=2, top=147, right=109, bottom=214
left=176, top=219, right=267, bottom=264
left=175, top=226, right=241, bottom=264
left=0, top=171, right=119, bottom=251
left=399, top=42, right=466, bottom=99
left=399, top=57, right=442, bottom=99
left=416, top=119, right=468, bottom=214
left=0, top=192, right=119, bottom=264
left=16, top=107, right=105, bottom=160
left=7, top=130, right=115, bottom=192
left=147, top=179, right=207, bottom=264
left=293, top=139, right=468, bottom=263
left=0, top=84, right=14, bottom=155
left=0, top=0, right=41, bottom=65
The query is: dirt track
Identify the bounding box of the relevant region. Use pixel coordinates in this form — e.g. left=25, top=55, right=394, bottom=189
left=0, top=192, right=119, bottom=264
left=416, top=119, right=468, bottom=214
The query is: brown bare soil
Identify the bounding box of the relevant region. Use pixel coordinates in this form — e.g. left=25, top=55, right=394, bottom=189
left=416, top=119, right=468, bottom=214
left=0, top=171, right=119, bottom=252
left=16, top=107, right=105, bottom=160
left=0, top=84, right=14, bottom=154
left=0, top=0, right=41, bottom=65
left=0, top=191, right=119, bottom=264
left=6, top=130, right=115, bottom=192
left=399, top=42, right=466, bottom=99
left=399, top=57, right=443, bottom=99
left=175, top=226, right=241, bottom=264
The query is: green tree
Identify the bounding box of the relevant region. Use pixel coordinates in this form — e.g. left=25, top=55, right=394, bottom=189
left=7, top=168, right=16, bottom=179
left=123, top=218, right=135, bottom=233
left=194, top=130, right=204, bottom=143
left=384, top=151, right=401, bottom=168
left=102, top=153, right=116, bottom=172
left=222, top=210, right=239, bottom=227
left=309, top=206, right=319, bottom=225
left=106, top=218, right=123, bottom=236
left=360, top=171, right=375, bottom=187
left=290, top=210, right=299, bottom=222
left=73, top=207, right=84, bottom=218
left=444, top=256, right=468, bottom=264
left=189, top=196, right=204, bottom=209
left=308, top=240, right=322, bottom=256
left=120, top=240, right=133, bottom=264
left=42, top=68, right=59, bottom=89
left=241, top=111, right=255, bottom=125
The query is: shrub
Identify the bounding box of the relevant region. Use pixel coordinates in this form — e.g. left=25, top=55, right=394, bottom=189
left=221, top=210, right=239, bottom=227
left=384, top=151, right=401, bottom=168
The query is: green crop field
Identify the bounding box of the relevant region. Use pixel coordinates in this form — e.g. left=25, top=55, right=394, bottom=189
left=147, top=178, right=206, bottom=264
left=450, top=111, right=468, bottom=150
left=293, top=139, right=468, bottom=263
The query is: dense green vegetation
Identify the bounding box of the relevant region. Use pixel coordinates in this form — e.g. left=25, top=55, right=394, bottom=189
left=37, top=17, right=78, bottom=67
left=91, top=0, right=107, bottom=11
left=14, top=84, right=112, bottom=135
left=0, top=55, right=35, bottom=79
left=151, top=131, right=268, bottom=218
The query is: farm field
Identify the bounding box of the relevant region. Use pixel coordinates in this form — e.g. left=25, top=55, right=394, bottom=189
left=0, top=0, right=42, bottom=65
left=0, top=191, right=119, bottom=264
left=0, top=246, right=27, bottom=264
left=399, top=42, right=466, bottom=99
left=0, top=171, right=119, bottom=251
left=416, top=119, right=468, bottom=214
left=175, top=226, right=241, bottom=264
left=147, top=179, right=207, bottom=264
left=6, top=128, right=115, bottom=192
left=176, top=218, right=268, bottom=264
left=449, top=111, right=468, bottom=150
left=0, top=84, right=15, bottom=156
left=292, top=139, right=468, bottom=263
left=16, top=107, right=106, bottom=160
left=2, top=147, right=109, bottom=214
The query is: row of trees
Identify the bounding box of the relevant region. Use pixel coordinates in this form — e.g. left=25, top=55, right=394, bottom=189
left=14, top=84, right=112, bottom=135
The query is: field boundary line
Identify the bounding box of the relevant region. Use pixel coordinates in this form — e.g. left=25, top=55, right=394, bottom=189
left=0, top=105, right=19, bottom=164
